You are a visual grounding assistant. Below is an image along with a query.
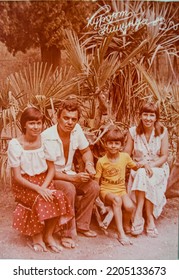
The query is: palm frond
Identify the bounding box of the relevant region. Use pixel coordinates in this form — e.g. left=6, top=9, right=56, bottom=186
left=135, top=63, right=162, bottom=102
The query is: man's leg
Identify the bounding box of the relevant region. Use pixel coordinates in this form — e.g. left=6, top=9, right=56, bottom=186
left=75, top=179, right=99, bottom=233
left=54, top=180, right=77, bottom=238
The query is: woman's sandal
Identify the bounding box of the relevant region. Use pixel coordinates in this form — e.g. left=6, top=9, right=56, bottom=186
left=131, top=218, right=145, bottom=236
left=146, top=227, right=159, bottom=238
left=46, top=243, right=63, bottom=253
left=27, top=242, right=48, bottom=252
left=117, top=237, right=133, bottom=246
left=61, top=237, right=76, bottom=249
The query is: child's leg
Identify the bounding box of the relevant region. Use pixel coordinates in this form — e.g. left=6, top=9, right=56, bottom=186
left=122, top=194, right=135, bottom=233
left=105, top=193, right=130, bottom=243
left=122, top=194, right=135, bottom=216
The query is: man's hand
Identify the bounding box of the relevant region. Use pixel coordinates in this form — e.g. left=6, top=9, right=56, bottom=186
left=85, top=164, right=96, bottom=178
left=74, top=172, right=91, bottom=183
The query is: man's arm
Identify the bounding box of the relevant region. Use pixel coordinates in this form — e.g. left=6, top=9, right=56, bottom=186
left=80, top=146, right=96, bottom=176
left=54, top=170, right=90, bottom=183
left=54, top=170, right=77, bottom=182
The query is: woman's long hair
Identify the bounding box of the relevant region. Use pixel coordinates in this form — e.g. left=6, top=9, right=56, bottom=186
left=136, top=101, right=164, bottom=137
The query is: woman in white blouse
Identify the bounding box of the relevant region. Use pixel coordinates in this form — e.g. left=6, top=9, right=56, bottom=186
left=124, top=101, right=169, bottom=238
left=8, top=107, right=73, bottom=253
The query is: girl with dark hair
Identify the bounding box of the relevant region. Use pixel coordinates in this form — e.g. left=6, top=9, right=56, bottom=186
left=124, top=101, right=169, bottom=237
left=8, top=107, right=73, bottom=253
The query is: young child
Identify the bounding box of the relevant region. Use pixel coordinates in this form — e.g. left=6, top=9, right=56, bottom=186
left=95, top=126, right=142, bottom=245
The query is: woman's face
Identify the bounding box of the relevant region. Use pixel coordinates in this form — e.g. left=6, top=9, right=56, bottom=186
left=141, top=111, right=156, bottom=128
left=24, top=119, right=43, bottom=136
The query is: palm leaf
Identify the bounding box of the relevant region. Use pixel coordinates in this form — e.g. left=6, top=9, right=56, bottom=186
left=135, top=63, right=162, bottom=102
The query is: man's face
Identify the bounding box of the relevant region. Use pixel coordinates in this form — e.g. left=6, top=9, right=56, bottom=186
left=57, top=109, right=79, bottom=133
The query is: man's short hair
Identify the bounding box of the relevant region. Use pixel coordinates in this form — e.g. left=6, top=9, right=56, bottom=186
left=57, top=98, right=81, bottom=119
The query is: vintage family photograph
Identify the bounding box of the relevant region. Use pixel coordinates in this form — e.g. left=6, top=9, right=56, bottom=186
left=0, top=0, right=178, bottom=260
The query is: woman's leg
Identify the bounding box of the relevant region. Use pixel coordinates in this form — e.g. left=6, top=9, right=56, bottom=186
left=130, top=190, right=145, bottom=235
left=133, top=190, right=145, bottom=223
left=32, top=232, right=47, bottom=252
left=44, top=217, right=63, bottom=252
left=145, top=199, right=155, bottom=228
left=145, top=199, right=158, bottom=237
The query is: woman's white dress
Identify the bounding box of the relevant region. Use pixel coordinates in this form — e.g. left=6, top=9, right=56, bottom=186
left=127, top=126, right=170, bottom=218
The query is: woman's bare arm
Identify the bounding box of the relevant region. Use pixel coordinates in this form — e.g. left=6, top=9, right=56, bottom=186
left=123, top=131, right=134, bottom=156
left=41, top=160, right=55, bottom=188
left=12, top=166, right=55, bottom=201
left=150, top=130, right=169, bottom=168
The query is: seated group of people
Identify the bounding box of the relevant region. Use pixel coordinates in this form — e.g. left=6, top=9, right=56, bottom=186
left=7, top=98, right=169, bottom=252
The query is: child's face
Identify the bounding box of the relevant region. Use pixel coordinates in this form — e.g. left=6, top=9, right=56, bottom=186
left=105, top=140, right=121, bottom=155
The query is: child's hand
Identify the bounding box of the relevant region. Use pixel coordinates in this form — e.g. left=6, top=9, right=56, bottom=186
left=135, top=162, right=144, bottom=169
left=144, top=164, right=153, bottom=177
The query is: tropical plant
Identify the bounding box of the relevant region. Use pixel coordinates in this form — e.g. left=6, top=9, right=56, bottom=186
left=3, top=62, right=81, bottom=128
left=63, top=29, right=121, bottom=128
left=0, top=60, right=83, bottom=187
left=0, top=0, right=179, bottom=192
left=62, top=0, right=179, bottom=193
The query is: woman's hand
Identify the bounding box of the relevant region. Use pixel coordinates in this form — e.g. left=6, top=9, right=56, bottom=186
left=144, top=164, right=153, bottom=177
left=37, top=187, right=56, bottom=202
left=74, top=172, right=91, bottom=183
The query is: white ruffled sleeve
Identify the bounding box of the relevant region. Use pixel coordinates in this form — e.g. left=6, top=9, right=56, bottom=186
left=129, top=126, right=136, bottom=140
left=76, top=124, right=89, bottom=150
left=160, top=126, right=168, bottom=140
left=43, top=139, right=57, bottom=162
left=7, top=139, right=22, bottom=167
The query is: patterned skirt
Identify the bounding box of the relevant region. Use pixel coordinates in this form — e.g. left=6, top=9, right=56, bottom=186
left=12, top=172, right=74, bottom=236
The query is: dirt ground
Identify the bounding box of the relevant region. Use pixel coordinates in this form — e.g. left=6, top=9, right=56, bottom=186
left=0, top=188, right=178, bottom=260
